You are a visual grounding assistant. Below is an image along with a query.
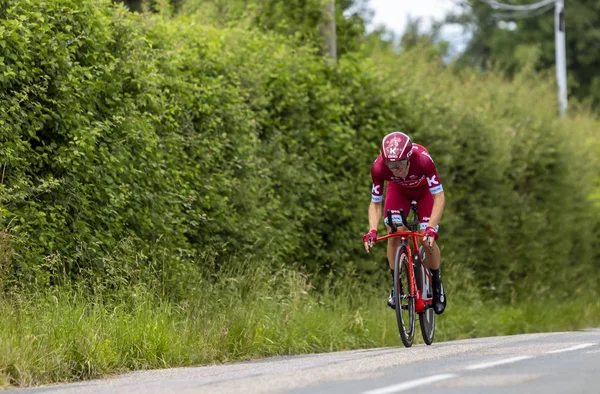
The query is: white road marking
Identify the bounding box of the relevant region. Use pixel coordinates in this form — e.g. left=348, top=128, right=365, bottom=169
left=587, top=350, right=600, bottom=354
left=363, top=341, right=598, bottom=394
left=362, top=374, right=457, bottom=394
left=465, top=356, right=533, bottom=371
left=546, top=343, right=596, bottom=354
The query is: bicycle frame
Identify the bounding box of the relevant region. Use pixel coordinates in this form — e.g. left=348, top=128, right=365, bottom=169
left=372, top=231, right=431, bottom=313
left=367, top=205, right=437, bottom=346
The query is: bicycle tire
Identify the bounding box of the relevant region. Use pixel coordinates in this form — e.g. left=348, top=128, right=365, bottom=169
left=416, top=246, right=435, bottom=345
left=394, top=245, right=415, bottom=347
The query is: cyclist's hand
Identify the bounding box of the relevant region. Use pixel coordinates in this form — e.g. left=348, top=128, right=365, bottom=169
left=424, top=226, right=438, bottom=248
left=362, top=229, right=378, bottom=253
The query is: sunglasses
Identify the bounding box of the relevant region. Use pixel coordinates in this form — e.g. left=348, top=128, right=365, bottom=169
left=386, top=159, right=409, bottom=169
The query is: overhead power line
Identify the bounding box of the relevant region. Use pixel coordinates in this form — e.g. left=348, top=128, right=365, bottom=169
left=491, top=2, right=555, bottom=20
left=477, top=0, right=568, bottom=117
left=478, top=0, right=555, bottom=11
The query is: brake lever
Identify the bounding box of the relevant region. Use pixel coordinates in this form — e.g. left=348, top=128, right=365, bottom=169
left=425, top=234, right=434, bottom=253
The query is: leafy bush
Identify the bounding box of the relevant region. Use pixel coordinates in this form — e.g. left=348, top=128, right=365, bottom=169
left=0, top=0, right=598, bottom=306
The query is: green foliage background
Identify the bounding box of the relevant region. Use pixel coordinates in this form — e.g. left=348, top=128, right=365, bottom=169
left=0, top=0, right=599, bottom=385
left=1, top=0, right=599, bottom=299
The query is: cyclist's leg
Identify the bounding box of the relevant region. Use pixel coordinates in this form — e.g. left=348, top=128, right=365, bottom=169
left=414, top=190, right=440, bottom=269
left=384, top=183, right=412, bottom=270
left=384, top=183, right=411, bottom=308
left=414, top=190, right=446, bottom=314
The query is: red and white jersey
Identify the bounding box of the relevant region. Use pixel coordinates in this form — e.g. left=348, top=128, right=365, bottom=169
left=370, top=144, right=443, bottom=203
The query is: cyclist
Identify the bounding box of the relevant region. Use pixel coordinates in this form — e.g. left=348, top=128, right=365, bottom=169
left=362, top=131, right=447, bottom=315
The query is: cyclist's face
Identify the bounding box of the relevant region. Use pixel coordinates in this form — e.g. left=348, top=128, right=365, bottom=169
left=386, top=159, right=409, bottom=176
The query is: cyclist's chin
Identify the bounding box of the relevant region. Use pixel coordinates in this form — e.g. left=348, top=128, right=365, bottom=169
left=391, top=168, right=408, bottom=177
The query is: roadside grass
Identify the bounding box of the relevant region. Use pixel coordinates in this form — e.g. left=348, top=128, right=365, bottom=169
left=1, top=265, right=598, bottom=388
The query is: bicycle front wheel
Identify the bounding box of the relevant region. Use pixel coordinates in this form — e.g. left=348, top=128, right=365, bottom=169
left=394, top=246, right=415, bottom=347
left=416, top=246, right=435, bottom=345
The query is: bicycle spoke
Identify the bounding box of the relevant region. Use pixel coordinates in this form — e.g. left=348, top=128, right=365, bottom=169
left=416, top=246, right=436, bottom=345
left=394, top=247, right=415, bottom=347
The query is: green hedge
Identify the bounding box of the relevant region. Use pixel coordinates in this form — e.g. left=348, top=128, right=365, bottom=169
left=0, top=0, right=598, bottom=303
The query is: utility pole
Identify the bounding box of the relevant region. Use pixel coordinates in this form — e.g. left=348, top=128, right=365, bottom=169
left=321, top=1, right=337, bottom=65
left=482, top=0, right=568, bottom=117
left=554, top=0, right=567, bottom=117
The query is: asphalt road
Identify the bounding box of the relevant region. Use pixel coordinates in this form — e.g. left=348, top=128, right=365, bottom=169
left=13, top=329, right=600, bottom=394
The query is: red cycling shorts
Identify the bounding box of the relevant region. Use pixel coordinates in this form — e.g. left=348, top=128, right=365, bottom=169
left=383, top=183, right=439, bottom=232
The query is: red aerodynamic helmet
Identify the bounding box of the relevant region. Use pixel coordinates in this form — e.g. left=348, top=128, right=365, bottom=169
left=381, top=132, right=412, bottom=162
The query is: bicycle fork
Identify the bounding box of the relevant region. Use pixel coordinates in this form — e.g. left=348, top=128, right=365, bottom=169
left=406, top=239, right=433, bottom=314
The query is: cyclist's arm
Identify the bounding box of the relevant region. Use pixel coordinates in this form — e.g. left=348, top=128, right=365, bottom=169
left=420, top=149, right=445, bottom=230
left=427, top=191, right=445, bottom=229
left=368, top=200, right=382, bottom=231
left=369, top=160, right=385, bottom=232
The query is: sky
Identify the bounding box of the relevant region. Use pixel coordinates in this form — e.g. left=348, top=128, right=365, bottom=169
left=367, top=0, right=459, bottom=34
left=364, top=0, right=472, bottom=55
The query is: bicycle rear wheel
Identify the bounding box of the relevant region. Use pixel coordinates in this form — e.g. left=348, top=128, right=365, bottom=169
left=416, top=246, right=435, bottom=345
left=394, top=246, right=415, bottom=347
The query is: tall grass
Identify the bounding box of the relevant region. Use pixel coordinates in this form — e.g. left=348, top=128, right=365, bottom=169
left=1, top=262, right=599, bottom=388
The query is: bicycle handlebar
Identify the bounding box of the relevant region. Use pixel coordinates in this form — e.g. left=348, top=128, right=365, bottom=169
left=368, top=207, right=432, bottom=251
left=386, top=208, right=412, bottom=234
left=386, top=209, right=397, bottom=233
left=399, top=208, right=410, bottom=229
left=373, top=231, right=424, bottom=243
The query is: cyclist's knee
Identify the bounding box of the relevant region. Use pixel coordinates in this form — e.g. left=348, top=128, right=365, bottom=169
left=387, top=238, right=401, bottom=248
left=386, top=227, right=403, bottom=247
left=386, top=225, right=404, bottom=234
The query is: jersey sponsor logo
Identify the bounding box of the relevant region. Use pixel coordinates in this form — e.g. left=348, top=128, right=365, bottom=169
left=426, top=175, right=439, bottom=187
left=403, top=180, right=423, bottom=188
left=372, top=185, right=381, bottom=195
left=430, top=185, right=444, bottom=194
left=391, top=175, right=425, bottom=188
left=384, top=214, right=403, bottom=227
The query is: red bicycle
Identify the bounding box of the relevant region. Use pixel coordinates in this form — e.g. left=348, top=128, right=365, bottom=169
left=371, top=202, right=435, bottom=347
